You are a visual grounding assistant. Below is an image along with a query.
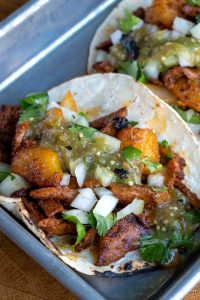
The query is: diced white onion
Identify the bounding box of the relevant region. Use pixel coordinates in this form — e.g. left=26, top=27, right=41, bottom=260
left=71, top=188, right=97, bottom=212
left=46, top=101, right=78, bottom=122
left=179, top=55, right=193, bottom=67
left=60, top=173, right=71, bottom=186
left=79, top=188, right=97, bottom=202
left=46, top=101, right=60, bottom=111
left=173, top=17, right=194, bottom=35
left=63, top=209, right=89, bottom=224
left=94, top=187, right=112, bottom=198
left=186, top=109, right=195, bottom=121
left=94, top=165, right=113, bottom=187
left=144, top=61, right=159, bottom=80
left=145, top=24, right=159, bottom=35
left=93, top=132, right=121, bottom=153
left=95, top=50, right=108, bottom=62
left=171, top=30, right=183, bottom=41
left=147, top=173, right=164, bottom=187
left=74, top=115, right=89, bottom=127
left=69, top=158, right=81, bottom=176
left=93, top=194, right=118, bottom=217
left=75, top=162, right=87, bottom=187
left=190, top=23, right=200, bottom=40
left=117, top=199, right=144, bottom=220
left=0, top=174, right=30, bottom=197
left=60, top=107, right=77, bottom=122
left=110, top=29, right=123, bottom=45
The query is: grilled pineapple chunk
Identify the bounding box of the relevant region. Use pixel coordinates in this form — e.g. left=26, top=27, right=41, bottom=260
left=117, top=128, right=160, bottom=163
left=11, top=145, right=63, bottom=187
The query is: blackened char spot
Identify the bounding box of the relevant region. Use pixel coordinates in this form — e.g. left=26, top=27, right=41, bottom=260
left=121, top=35, right=139, bottom=61
left=124, top=262, right=133, bottom=271
left=114, top=168, right=129, bottom=179
left=113, top=116, right=129, bottom=130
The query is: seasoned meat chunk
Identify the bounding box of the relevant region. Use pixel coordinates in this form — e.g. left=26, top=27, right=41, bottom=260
left=11, top=145, right=63, bottom=187
left=11, top=188, right=27, bottom=198
left=22, top=198, right=44, bottom=224
left=38, top=199, right=64, bottom=217
left=90, top=107, right=127, bottom=130
left=12, top=120, right=29, bottom=154
left=133, top=7, right=145, bottom=19
left=0, top=105, right=20, bottom=163
left=145, top=0, right=183, bottom=28
left=82, top=178, right=101, bottom=189
left=93, top=61, right=115, bottom=73
left=117, top=127, right=160, bottom=164
left=137, top=203, right=156, bottom=228
left=111, top=183, right=170, bottom=206
left=163, top=67, right=200, bottom=113
left=30, top=186, right=78, bottom=206
left=174, top=179, right=200, bottom=209
left=164, top=151, right=186, bottom=189
left=96, top=214, right=144, bottom=266
left=96, top=39, right=112, bottom=52
left=101, top=115, right=129, bottom=136
left=75, top=228, right=97, bottom=252
left=38, top=218, right=76, bottom=236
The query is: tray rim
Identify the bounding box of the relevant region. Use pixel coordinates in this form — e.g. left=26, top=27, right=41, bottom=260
left=0, top=0, right=200, bottom=299
left=0, top=207, right=106, bottom=300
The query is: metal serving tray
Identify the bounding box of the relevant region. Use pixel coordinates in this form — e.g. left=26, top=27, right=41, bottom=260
left=0, top=1, right=200, bottom=299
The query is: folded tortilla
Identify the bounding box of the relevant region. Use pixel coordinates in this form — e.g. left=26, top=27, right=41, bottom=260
left=87, top=0, right=200, bottom=141
left=1, top=73, right=200, bottom=276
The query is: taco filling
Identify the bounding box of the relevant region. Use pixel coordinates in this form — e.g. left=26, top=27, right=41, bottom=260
left=1, top=86, right=200, bottom=268
left=89, top=0, right=200, bottom=127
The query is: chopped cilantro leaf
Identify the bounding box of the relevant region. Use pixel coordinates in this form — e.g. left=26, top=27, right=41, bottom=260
left=139, top=236, right=173, bottom=264
left=77, top=112, right=88, bottom=120
left=0, top=164, right=14, bottom=183
left=171, top=232, right=194, bottom=251
left=142, top=157, right=163, bottom=173
left=129, top=120, right=138, bottom=127
left=19, top=93, right=48, bottom=123
left=172, top=105, right=200, bottom=124
left=88, top=210, right=97, bottom=228
left=70, top=124, right=97, bottom=139
left=187, top=0, right=200, bottom=5
left=0, top=171, right=11, bottom=183
left=93, top=212, right=116, bottom=236
left=196, top=14, right=200, bottom=23
left=121, top=146, right=142, bottom=162
left=119, top=61, right=147, bottom=83
left=62, top=215, right=86, bottom=249
left=139, top=207, right=200, bottom=264
left=118, top=9, right=141, bottom=34
left=10, top=174, right=16, bottom=181
left=186, top=209, right=200, bottom=225
left=158, top=140, right=170, bottom=148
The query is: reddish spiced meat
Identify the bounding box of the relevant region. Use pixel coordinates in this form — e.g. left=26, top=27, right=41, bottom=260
left=38, top=218, right=76, bottom=236
left=30, top=186, right=78, bottom=206
left=96, top=214, right=145, bottom=266
left=93, top=61, right=115, bottom=73
left=75, top=229, right=97, bottom=252
left=111, top=183, right=171, bottom=206
left=0, top=105, right=20, bottom=163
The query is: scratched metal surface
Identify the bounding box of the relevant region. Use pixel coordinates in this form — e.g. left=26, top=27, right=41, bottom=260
left=0, top=1, right=200, bottom=299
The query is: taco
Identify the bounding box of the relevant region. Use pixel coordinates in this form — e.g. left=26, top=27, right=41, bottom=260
left=88, top=0, right=200, bottom=140
left=1, top=74, right=200, bottom=276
